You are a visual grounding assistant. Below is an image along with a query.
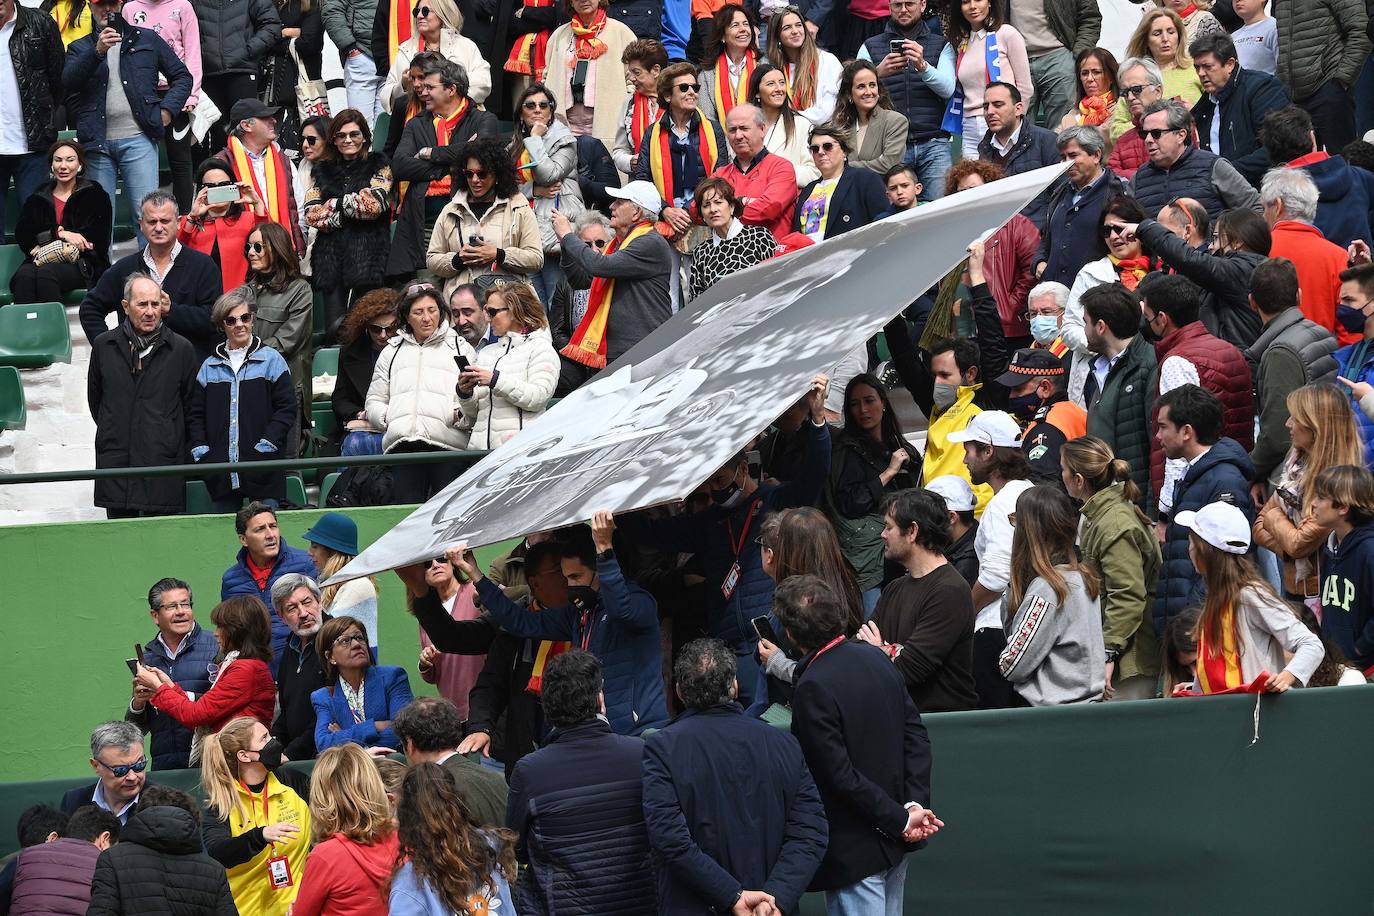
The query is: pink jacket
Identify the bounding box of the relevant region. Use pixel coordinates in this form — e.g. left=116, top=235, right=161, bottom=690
left=122, top=0, right=202, bottom=105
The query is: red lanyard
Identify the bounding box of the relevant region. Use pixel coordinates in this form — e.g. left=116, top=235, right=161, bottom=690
left=579, top=611, right=593, bottom=652
left=810, top=635, right=845, bottom=664
left=727, top=499, right=763, bottom=561
left=240, top=779, right=271, bottom=832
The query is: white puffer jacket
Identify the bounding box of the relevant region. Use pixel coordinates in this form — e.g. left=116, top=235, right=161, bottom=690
left=365, top=323, right=477, bottom=453
left=459, top=326, right=559, bottom=451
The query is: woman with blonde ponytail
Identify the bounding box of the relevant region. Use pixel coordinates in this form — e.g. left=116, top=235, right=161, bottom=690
left=201, top=716, right=312, bottom=916
left=1062, top=436, right=1163, bottom=701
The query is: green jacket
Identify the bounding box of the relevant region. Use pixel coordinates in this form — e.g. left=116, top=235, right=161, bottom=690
left=1046, top=0, right=1103, bottom=57
left=1274, top=0, right=1371, bottom=99
left=1084, top=335, right=1158, bottom=510
left=1079, top=482, right=1161, bottom=682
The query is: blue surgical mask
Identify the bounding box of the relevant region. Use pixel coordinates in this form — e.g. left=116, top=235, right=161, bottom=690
left=1029, top=315, right=1060, bottom=345
left=1337, top=303, right=1370, bottom=334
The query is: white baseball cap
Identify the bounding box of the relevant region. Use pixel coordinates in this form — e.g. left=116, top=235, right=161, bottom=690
left=925, top=475, right=976, bottom=512
left=946, top=410, right=1023, bottom=447
left=1174, top=501, right=1251, bottom=554
left=605, top=180, right=663, bottom=216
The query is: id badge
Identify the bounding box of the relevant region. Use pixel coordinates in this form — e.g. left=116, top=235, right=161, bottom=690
left=721, top=562, right=741, bottom=600
left=267, top=854, right=293, bottom=890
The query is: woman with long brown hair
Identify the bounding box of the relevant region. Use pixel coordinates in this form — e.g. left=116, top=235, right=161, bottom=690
left=291, top=744, right=398, bottom=916
left=245, top=220, right=313, bottom=445
left=1254, top=383, right=1365, bottom=603
left=764, top=6, right=842, bottom=126
left=1179, top=500, right=1324, bottom=694
left=997, top=486, right=1104, bottom=706
left=1061, top=436, right=1161, bottom=700
left=830, top=59, right=907, bottom=175
left=333, top=288, right=400, bottom=457
left=698, top=4, right=759, bottom=125
left=748, top=62, right=820, bottom=187
left=388, top=762, right=518, bottom=915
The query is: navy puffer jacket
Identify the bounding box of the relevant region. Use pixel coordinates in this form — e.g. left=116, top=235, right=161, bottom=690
left=1154, top=437, right=1255, bottom=634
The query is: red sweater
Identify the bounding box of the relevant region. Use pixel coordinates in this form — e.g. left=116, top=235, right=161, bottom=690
left=712, top=150, right=799, bottom=242
left=151, top=657, right=275, bottom=732
left=1269, top=220, right=1352, bottom=343
left=177, top=211, right=266, bottom=293
left=290, top=833, right=400, bottom=916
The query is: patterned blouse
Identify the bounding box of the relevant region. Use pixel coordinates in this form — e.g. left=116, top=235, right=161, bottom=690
left=688, top=222, right=778, bottom=301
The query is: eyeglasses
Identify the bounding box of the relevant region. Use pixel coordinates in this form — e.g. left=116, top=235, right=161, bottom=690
left=462, top=168, right=490, bottom=180
left=809, top=141, right=839, bottom=154
left=1142, top=127, right=1181, bottom=141
left=244, top=241, right=265, bottom=254
left=301, top=135, right=320, bottom=146
left=96, top=757, right=147, bottom=778
left=1122, top=84, right=1151, bottom=97
left=333, top=633, right=368, bottom=648
left=158, top=600, right=193, bottom=611
left=367, top=322, right=399, bottom=335
left=1100, top=223, right=1128, bottom=238
left=675, top=82, right=700, bottom=93
left=335, top=130, right=365, bottom=141
left=753, top=535, right=771, bottom=549
left=484, top=305, right=509, bottom=318
left=222, top=313, right=253, bottom=326
left=1027, top=307, right=1064, bottom=318
left=522, top=99, right=553, bottom=110
left=412, top=4, right=431, bottom=16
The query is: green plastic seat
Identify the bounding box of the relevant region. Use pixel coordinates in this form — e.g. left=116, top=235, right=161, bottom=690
left=319, top=471, right=341, bottom=506
left=3, top=187, right=17, bottom=240
left=113, top=182, right=135, bottom=242
left=312, top=347, right=339, bottom=378
left=0, top=245, right=24, bottom=306
left=373, top=112, right=390, bottom=153
left=183, top=480, right=215, bottom=514
left=287, top=474, right=308, bottom=507
left=0, top=301, right=72, bottom=368
left=312, top=403, right=338, bottom=440
left=0, top=366, right=25, bottom=431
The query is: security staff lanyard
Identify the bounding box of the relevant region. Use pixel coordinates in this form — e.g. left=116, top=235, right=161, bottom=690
left=722, top=499, right=762, bottom=600
left=241, top=778, right=294, bottom=890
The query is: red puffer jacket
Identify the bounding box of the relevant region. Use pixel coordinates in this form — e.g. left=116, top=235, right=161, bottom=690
left=1151, top=321, right=1255, bottom=507
left=984, top=213, right=1040, bottom=339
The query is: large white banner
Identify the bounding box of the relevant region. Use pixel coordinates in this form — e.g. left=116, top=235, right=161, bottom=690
left=330, top=164, right=1066, bottom=582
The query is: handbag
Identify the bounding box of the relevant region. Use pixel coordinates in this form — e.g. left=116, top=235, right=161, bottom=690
left=293, top=42, right=330, bottom=122
left=32, top=239, right=80, bottom=266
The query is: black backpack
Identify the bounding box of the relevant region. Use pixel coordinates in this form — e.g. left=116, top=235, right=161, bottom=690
left=326, top=464, right=393, bottom=507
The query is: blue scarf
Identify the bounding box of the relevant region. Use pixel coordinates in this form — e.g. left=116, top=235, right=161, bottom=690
left=942, top=30, right=1003, bottom=135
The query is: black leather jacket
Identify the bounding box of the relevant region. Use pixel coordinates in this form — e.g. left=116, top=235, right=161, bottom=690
left=7, top=6, right=64, bottom=151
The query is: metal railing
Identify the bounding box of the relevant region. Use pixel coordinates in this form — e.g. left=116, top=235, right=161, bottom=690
left=0, top=449, right=488, bottom=486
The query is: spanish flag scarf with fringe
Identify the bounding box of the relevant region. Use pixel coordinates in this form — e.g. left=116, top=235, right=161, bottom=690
left=505, top=0, right=554, bottom=79
left=1196, top=603, right=1244, bottom=694
left=560, top=220, right=655, bottom=368
left=647, top=115, right=720, bottom=207
left=628, top=92, right=656, bottom=153
left=570, top=9, right=609, bottom=60
left=712, top=51, right=756, bottom=120
left=525, top=638, right=572, bottom=694
left=227, top=137, right=291, bottom=235
left=425, top=99, right=470, bottom=197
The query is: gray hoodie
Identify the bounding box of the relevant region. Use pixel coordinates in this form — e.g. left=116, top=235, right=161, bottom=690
left=998, top=570, right=1105, bottom=706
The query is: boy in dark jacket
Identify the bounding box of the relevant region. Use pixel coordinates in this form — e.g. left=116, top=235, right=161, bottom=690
left=8, top=806, right=120, bottom=916
left=87, top=787, right=236, bottom=916
left=1313, top=465, right=1374, bottom=674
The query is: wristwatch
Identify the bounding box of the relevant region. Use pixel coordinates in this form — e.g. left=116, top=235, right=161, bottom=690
left=1105, top=648, right=1122, bottom=664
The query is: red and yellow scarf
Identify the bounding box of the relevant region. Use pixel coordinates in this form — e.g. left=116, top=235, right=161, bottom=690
left=712, top=51, right=757, bottom=121
left=1196, top=604, right=1243, bottom=694
left=505, top=0, right=554, bottom=79
left=786, top=59, right=817, bottom=112
left=628, top=92, right=656, bottom=153
left=514, top=143, right=535, bottom=183
left=1109, top=253, right=1152, bottom=291
left=1077, top=91, right=1116, bottom=127
left=570, top=9, right=609, bottom=60
left=227, top=137, right=292, bottom=235
left=647, top=115, right=720, bottom=208
left=1032, top=336, right=1070, bottom=358
left=387, top=0, right=415, bottom=79
left=525, top=638, right=572, bottom=694
left=561, top=220, right=656, bottom=368
left=426, top=99, right=470, bottom=197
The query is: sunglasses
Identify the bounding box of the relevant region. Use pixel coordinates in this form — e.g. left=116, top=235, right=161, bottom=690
left=428, top=557, right=449, bottom=567
left=412, top=4, right=431, bottom=15
left=404, top=281, right=436, bottom=294
left=223, top=313, right=253, bottom=326
left=335, top=130, right=365, bottom=141
left=97, top=757, right=148, bottom=778
left=1122, top=84, right=1150, bottom=97
left=1142, top=127, right=1181, bottom=141
left=368, top=322, right=399, bottom=335
left=462, top=168, right=490, bottom=180
left=484, top=305, right=509, bottom=318
left=301, top=135, right=320, bottom=146
left=522, top=99, right=553, bottom=110
left=244, top=241, right=265, bottom=254
left=590, top=238, right=607, bottom=249
left=1100, top=223, right=1128, bottom=238
left=808, top=141, right=839, bottom=154
left=675, top=82, right=700, bottom=93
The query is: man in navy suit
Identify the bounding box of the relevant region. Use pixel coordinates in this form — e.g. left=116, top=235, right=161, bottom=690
left=59, top=722, right=152, bottom=825
left=777, top=575, right=944, bottom=915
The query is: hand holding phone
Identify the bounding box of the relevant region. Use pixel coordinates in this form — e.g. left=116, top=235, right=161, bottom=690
left=751, top=615, right=778, bottom=645
left=205, top=184, right=241, bottom=206
left=454, top=354, right=471, bottom=373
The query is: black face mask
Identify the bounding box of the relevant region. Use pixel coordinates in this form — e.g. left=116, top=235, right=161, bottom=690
left=1140, top=313, right=1162, bottom=343
left=567, top=585, right=599, bottom=615
left=710, top=481, right=744, bottom=509
left=1009, top=392, right=1041, bottom=423
left=255, top=738, right=285, bottom=769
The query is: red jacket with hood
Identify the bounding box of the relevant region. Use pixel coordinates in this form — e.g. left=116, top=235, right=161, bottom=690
left=290, top=832, right=400, bottom=916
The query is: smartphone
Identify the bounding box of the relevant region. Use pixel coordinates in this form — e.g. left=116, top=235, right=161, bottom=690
left=105, top=12, right=124, bottom=32
left=124, top=658, right=139, bottom=675
left=751, top=615, right=778, bottom=645
left=890, top=39, right=905, bottom=56
left=454, top=354, right=471, bottom=373
left=746, top=449, right=761, bottom=481
left=206, top=184, right=240, bottom=205
left=1276, top=486, right=1302, bottom=510
left=134, top=643, right=145, bottom=665
left=466, top=233, right=483, bottom=247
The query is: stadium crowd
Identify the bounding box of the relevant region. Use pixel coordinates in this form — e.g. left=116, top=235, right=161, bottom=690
left=4, top=0, right=1374, bottom=910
